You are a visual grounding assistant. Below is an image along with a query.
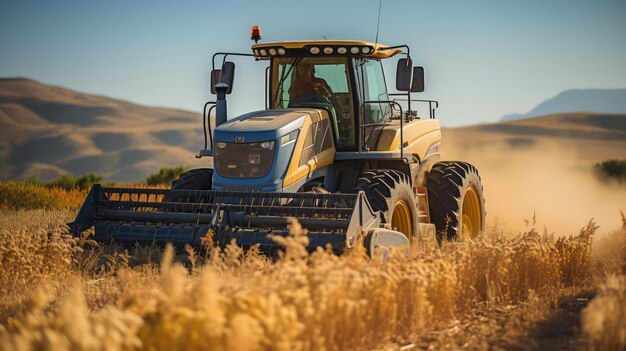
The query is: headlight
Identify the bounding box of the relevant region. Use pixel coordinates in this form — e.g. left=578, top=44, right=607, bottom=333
left=259, top=49, right=267, bottom=56
left=361, top=46, right=371, bottom=54
left=280, top=130, right=299, bottom=146
left=277, top=48, right=286, bottom=55
left=350, top=47, right=360, bottom=54
left=216, top=142, right=226, bottom=149
left=260, top=141, right=275, bottom=150
left=309, top=47, right=320, bottom=54
left=323, top=47, right=333, bottom=54
left=337, top=47, right=347, bottom=54
left=269, top=48, right=277, bottom=56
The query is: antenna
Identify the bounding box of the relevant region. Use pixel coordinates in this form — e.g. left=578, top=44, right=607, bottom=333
left=322, top=34, right=328, bottom=40
left=374, top=0, right=383, bottom=46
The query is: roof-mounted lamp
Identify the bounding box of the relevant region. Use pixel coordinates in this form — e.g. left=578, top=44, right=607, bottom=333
left=250, top=25, right=262, bottom=43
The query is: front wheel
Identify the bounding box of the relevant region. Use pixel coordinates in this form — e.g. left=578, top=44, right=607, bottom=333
left=170, top=168, right=213, bottom=190
left=163, top=168, right=213, bottom=203
left=354, top=169, right=419, bottom=242
left=425, top=161, right=485, bottom=241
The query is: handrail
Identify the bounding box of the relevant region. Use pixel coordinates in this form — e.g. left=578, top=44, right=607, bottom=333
left=378, top=45, right=412, bottom=113
left=211, top=52, right=255, bottom=71
left=359, top=100, right=406, bottom=160
left=197, top=101, right=216, bottom=158
left=199, top=52, right=257, bottom=158
left=388, top=95, right=439, bottom=119
left=265, top=66, right=270, bottom=109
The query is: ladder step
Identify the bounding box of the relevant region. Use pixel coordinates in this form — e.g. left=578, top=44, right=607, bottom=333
left=416, top=186, right=431, bottom=223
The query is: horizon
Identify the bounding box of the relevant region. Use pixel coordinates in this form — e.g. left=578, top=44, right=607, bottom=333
left=1, top=0, right=626, bottom=126
left=3, top=76, right=626, bottom=125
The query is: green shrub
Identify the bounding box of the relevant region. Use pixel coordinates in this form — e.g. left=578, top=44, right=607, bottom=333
left=594, top=160, right=626, bottom=183
left=146, top=166, right=188, bottom=186
left=46, top=173, right=103, bottom=191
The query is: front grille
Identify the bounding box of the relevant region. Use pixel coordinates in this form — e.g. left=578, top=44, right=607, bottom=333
left=215, top=142, right=275, bottom=178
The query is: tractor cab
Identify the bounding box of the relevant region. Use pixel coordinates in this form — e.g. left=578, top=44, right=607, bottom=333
left=255, top=40, right=421, bottom=153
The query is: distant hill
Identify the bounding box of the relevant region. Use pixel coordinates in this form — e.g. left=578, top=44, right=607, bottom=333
left=0, top=78, right=207, bottom=182
left=501, top=89, right=626, bottom=122
left=2, top=78, right=625, bottom=183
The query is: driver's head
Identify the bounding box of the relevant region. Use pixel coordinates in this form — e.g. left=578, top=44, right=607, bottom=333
left=295, top=62, right=315, bottom=82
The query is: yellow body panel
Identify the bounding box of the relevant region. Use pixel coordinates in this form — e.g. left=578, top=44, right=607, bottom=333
left=373, top=119, right=441, bottom=160
left=283, top=110, right=336, bottom=188
left=252, top=40, right=402, bottom=59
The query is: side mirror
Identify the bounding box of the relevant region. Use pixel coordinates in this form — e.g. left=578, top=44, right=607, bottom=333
left=395, top=58, right=414, bottom=91
left=411, top=66, right=425, bottom=92
left=210, top=70, right=221, bottom=94
left=210, top=61, right=235, bottom=94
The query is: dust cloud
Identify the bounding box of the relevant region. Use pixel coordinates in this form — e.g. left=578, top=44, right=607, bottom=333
left=442, top=139, right=626, bottom=235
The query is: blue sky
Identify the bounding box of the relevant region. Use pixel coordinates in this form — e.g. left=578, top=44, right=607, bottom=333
left=1, top=0, right=625, bottom=126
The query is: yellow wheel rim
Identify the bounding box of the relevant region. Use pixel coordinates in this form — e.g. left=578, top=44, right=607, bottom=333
left=461, top=187, right=481, bottom=239
left=391, top=200, right=413, bottom=241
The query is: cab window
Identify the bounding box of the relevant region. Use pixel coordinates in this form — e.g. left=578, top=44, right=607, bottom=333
left=271, top=57, right=355, bottom=150
left=361, top=59, right=391, bottom=124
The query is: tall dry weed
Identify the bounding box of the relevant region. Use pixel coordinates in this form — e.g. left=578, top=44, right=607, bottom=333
left=0, top=210, right=606, bottom=350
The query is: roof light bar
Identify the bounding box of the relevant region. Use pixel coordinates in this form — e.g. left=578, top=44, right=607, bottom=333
left=253, top=45, right=376, bottom=58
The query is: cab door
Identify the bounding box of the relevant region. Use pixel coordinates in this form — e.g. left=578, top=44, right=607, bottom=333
left=359, top=59, right=391, bottom=124
left=356, top=59, right=393, bottom=150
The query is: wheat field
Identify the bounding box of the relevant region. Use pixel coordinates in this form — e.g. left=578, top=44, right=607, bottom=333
left=0, top=203, right=624, bottom=350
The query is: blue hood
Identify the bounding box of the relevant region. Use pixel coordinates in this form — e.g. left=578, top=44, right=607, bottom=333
left=214, top=108, right=321, bottom=142
left=211, top=108, right=322, bottom=191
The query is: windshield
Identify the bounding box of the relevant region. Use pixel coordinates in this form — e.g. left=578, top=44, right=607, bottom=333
left=270, top=57, right=356, bottom=149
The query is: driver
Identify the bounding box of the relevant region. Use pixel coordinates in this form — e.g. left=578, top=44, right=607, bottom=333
left=288, top=63, right=333, bottom=101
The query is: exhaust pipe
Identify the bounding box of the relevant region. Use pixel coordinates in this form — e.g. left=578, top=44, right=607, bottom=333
left=215, top=82, right=229, bottom=127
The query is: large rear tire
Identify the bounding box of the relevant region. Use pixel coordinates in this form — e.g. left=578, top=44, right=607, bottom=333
left=425, top=161, right=485, bottom=241
left=171, top=168, right=213, bottom=190
left=354, top=169, right=419, bottom=242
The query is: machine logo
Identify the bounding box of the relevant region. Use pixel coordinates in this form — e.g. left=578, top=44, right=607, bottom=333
left=235, top=136, right=245, bottom=143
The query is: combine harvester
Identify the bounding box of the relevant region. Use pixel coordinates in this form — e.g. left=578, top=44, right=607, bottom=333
left=71, top=27, right=486, bottom=255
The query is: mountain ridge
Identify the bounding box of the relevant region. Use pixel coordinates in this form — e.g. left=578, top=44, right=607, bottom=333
left=0, top=78, right=206, bottom=182
left=501, top=88, right=626, bottom=122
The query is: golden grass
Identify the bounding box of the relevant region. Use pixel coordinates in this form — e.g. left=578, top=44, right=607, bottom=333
left=0, top=182, right=168, bottom=213
left=0, top=182, right=86, bottom=211
left=581, top=274, right=626, bottom=351
left=0, top=208, right=616, bottom=350
left=580, top=217, right=626, bottom=351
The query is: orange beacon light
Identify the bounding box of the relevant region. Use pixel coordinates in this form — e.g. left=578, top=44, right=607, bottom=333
left=250, top=25, right=262, bottom=43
